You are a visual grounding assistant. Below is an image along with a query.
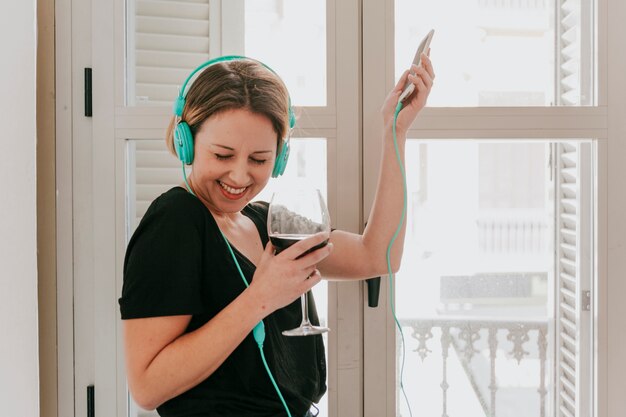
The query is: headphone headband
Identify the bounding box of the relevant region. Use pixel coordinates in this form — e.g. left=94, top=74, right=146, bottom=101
left=173, top=55, right=295, bottom=130
left=173, top=55, right=246, bottom=117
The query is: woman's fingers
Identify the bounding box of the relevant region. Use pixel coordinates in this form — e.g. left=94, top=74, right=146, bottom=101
left=299, top=268, right=322, bottom=293
left=410, top=63, right=433, bottom=89
left=280, top=231, right=331, bottom=261
left=421, top=52, right=435, bottom=80
left=251, top=233, right=332, bottom=314
left=403, top=59, right=434, bottom=109
left=296, top=241, right=333, bottom=267
left=394, top=69, right=411, bottom=93
left=303, top=266, right=319, bottom=280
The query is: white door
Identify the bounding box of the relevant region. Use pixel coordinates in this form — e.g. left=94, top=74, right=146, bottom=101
left=362, top=1, right=597, bottom=416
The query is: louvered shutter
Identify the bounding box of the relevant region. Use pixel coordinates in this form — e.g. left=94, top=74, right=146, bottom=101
left=131, top=0, right=211, bottom=106
left=556, top=0, right=593, bottom=105
left=554, top=142, right=592, bottom=417
left=128, top=140, right=183, bottom=231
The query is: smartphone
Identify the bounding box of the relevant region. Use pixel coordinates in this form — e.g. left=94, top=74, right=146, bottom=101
left=398, top=29, right=434, bottom=102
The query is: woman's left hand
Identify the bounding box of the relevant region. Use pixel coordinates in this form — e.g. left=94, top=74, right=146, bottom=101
left=381, top=51, right=435, bottom=136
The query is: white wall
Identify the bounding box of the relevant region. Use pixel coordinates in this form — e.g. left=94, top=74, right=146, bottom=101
left=0, top=1, right=40, bottom=416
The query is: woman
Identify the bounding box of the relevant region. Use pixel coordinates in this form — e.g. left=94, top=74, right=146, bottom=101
left=120, top=56, right=434, bottom=417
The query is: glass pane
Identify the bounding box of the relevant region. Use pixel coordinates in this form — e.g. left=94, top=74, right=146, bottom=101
left=125, top=138, right=329, bottom=416
left=244, top=0, right=327, bottom=106
left=395, top=141, right=553, bottom=417
left=395, top=0, right=594, bottom=106
left=126, top=0, right=327, bottom=107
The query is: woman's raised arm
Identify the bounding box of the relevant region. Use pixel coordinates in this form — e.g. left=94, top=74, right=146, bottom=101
left=319, top=53, right=434, bottom=280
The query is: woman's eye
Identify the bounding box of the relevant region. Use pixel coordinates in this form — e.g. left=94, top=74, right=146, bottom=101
left=214, top=154, right=266, bottom=164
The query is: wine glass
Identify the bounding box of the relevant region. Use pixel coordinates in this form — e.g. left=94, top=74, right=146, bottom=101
left=268, top=187, right=331, bottom=336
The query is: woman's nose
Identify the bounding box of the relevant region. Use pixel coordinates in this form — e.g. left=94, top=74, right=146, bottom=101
left=228, top=159, right=251, bottom=185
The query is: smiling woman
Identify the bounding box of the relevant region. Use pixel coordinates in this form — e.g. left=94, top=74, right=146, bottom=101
left=118, top=51, right=434, bottom=417
left=120, top=58, right=332, bottom=417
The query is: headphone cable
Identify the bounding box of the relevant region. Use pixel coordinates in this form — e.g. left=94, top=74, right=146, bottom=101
left=181, top=165, right=293, bottom=417
left=221, top=235, right=293, bottom=417
left=388, top=100, right=413, bottom=417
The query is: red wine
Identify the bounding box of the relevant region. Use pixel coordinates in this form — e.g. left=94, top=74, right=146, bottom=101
left=270, top=234, right=329, bottom=258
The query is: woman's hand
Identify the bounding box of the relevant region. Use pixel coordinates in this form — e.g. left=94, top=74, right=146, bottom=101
left=381, top=51, right=435, bottom=136
left=248, top=232, right=333, bottom=315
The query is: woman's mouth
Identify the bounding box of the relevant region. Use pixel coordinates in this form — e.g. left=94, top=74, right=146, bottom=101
left=217, top=180, right=248, bottom=200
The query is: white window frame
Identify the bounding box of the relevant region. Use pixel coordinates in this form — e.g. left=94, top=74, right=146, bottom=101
left=361, top=1, right=618, bottom=417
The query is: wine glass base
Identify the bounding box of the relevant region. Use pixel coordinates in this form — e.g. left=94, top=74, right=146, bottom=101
left=282, top=324, right=330, bottom=337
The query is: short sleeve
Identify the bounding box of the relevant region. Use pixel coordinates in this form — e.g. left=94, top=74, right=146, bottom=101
left=119, top=189, right=206, bottom=319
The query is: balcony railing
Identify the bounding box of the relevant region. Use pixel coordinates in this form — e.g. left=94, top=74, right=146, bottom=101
left=398, top=317, right=549, bottom=417
left=477, top=0, right=548, bottom=9
left=477, top=212, right=548, bottom=255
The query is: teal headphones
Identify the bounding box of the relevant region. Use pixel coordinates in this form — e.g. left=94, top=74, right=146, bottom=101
left=172, top=55, right=294, bottom=178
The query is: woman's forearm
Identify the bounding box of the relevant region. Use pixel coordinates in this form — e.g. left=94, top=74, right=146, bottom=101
left=362, top=127, right=407, bottom=273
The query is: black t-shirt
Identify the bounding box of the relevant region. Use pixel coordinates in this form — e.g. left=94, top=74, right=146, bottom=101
left=119, top=187, right=327, bottom=417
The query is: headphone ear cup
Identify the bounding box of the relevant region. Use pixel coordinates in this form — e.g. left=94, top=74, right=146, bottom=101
left=272, top=140, right=290, bottom=178
left=288, top=108, right=296, bottom=130
left=174, top=122, right=194, bottom=165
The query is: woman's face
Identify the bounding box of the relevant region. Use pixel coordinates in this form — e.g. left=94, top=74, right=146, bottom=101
left=189, top=108, right=278, bottom=214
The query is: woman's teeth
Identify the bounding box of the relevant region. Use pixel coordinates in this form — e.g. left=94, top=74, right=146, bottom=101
left=218, top=181, right=246, bottom=195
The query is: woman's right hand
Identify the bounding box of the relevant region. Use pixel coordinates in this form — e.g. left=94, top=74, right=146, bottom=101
left=248, top=231, right=333, bottom=314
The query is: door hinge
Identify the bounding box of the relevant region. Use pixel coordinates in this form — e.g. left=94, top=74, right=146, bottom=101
left=87, top=384, right=95, bottom=417
left=84, top=68, right=92, bottom=117
left=582, top=290, right=591, bottom=311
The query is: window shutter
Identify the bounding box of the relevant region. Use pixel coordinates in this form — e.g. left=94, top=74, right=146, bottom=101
left=132, top=0, right=211, bottom=105
left=128, top=140, right=183, bottom=230
left=556, top=0, right=593, bottom=105
left=554, top=142, right=592, bottom=417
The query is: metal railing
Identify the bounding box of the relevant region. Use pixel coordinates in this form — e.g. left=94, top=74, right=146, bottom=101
left=398, top=317, right=549, bottom=417
left=477, top=0, right=548, bottom=9
left=477, top=214, right=548, bottom=255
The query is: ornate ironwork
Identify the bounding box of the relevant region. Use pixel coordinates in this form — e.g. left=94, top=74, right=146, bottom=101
left=411, top=322, right=434, bottom=361
left=398, top=317, right=548, bottom=417
left=506, top=324, right=531, bottom=363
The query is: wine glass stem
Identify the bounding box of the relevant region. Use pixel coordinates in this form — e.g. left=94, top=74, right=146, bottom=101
left=300, top=292, right=312, bottom=326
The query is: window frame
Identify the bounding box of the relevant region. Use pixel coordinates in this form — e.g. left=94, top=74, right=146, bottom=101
left=361, top=1, right=613, bottom=417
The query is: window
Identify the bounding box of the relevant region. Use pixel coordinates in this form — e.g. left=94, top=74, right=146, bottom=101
left=363, top=1, right=597, bottom=416
left=387, top=140, right=593, bottom=417
left=394, top=0, right=595, bottom=106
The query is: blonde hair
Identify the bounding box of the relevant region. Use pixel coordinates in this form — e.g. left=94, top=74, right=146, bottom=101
left=166, top=59, right=291, bottom=157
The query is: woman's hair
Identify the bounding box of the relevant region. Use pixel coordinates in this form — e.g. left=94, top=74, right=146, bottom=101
left=165, top=59, right=291, bottom=157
